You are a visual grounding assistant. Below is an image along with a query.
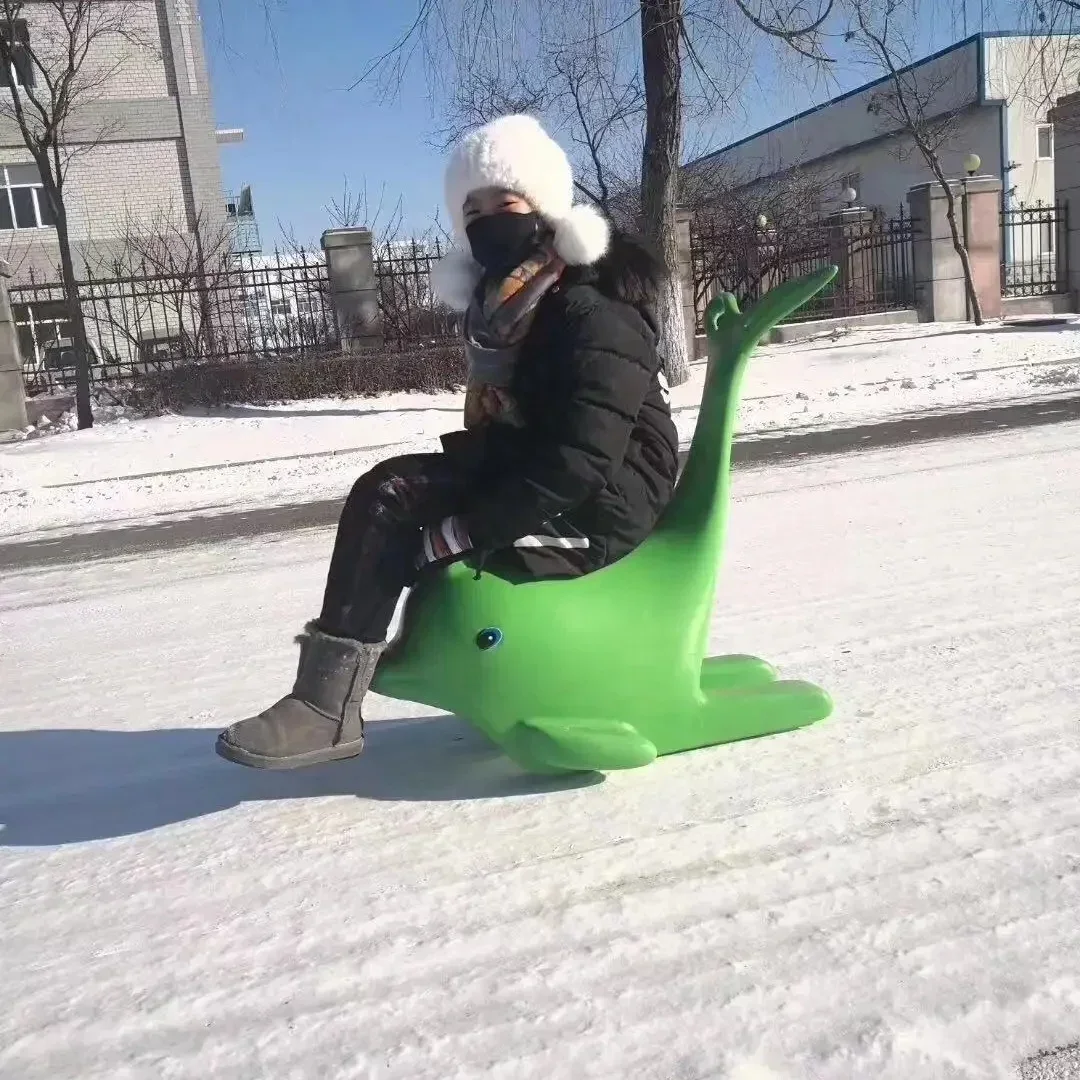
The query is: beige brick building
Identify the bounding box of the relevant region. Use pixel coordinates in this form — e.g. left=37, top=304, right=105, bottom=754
left=0, top=0, right=239, bottom=378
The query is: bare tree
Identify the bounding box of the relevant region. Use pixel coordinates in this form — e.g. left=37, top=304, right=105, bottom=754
left=0, top=0, right=152, bottom=427
left=684, top=163, right=838, bottom=312
left=83, top=206, right=245, bottom=367
left=849, top=0, right=984, bottom=323
left=1013, top=1, right=1080, bottom=126
left=355, top=0, right=836, bottom=387
left=278, top=175, right=460, bottom=351
left=324, top=175, right=407, bottom=236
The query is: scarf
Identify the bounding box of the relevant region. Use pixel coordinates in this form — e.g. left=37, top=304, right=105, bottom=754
left=463, top=247, right=564, bottom=429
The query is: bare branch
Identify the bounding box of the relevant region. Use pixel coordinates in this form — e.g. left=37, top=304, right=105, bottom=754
left=357, top=0, right=863, bottom=386
left=847, top=0, right=985, bottom=323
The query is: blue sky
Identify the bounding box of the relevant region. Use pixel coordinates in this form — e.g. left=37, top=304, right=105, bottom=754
left=203, top=0, right=1014, bottom=248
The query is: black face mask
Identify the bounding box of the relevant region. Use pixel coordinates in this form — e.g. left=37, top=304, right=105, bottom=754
left=465, top=211, right=542, bottom=274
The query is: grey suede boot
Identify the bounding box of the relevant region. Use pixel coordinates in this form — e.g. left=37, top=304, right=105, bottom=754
left=215, top=622, right=384, bottom=770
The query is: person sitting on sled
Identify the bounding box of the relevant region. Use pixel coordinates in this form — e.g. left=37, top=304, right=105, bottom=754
left=216, top=113, right=680, bottom=770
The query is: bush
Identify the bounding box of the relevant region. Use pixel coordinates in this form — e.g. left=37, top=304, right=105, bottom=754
left=122, top=343, right=467, bottom=413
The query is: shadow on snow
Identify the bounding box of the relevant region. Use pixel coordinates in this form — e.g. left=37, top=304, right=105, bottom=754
left=0, top=714, right=602, bottom=847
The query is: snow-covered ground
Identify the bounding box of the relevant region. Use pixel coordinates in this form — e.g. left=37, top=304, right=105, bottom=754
left=2, top=422, right=1079, bottom=1079
left=2, top=318, right=1079, bottom=541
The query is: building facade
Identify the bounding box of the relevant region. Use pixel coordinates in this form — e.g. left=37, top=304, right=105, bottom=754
left=0, top=0, right=242, bottom=384
left=686, top=33, right=1065, bottom=221
left=0, top=0, right=236, bottom=280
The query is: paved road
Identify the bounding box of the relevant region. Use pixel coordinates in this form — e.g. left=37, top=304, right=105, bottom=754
left=3, top=393, right=1079, bottom=573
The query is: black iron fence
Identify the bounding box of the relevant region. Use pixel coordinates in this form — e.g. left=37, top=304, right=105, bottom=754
left=15, top=240, right=467, bottom=395
left=14, top=250, right=338, bottom=395
left=375, top=239, right=462, bottom=347
left=1000, top=202, right=1068, bottom=297
left=690, top=207, right=916, bottom=330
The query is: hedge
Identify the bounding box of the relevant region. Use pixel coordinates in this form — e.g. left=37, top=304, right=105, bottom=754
left=122, top=343, right=467, bottom=413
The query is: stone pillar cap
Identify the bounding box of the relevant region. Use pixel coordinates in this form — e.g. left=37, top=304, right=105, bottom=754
left=908, top=175, right=1002, bottom=197
left=322, top=227, right=374, bottom=250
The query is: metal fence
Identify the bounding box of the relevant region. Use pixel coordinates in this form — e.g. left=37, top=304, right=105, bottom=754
left=14, top=250, right=338, bottom=395
left=374, top=239, right=462, bottom=347
left=1000, top=202, right=1068, bottom=297
left=16, top=239, right=465, bottom=394
left=690, top=208, right=916, bottom=330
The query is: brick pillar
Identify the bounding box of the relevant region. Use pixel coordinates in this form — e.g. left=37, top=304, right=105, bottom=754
left=827, top=207, right=875, bottom=316
left=0, top=259, right=28, bottom=437
left=753, top=226, right=777, bottom=297
left=907, top=176, right=1003, bottom=322
left=321, top=228, right=383, bottom=351
left=673, top=209, right=700, bottom=360
left=1049, top=92, right=1080, bottom=304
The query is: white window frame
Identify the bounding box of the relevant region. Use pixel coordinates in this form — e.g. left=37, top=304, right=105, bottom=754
left=2, top=53, right=27, bottom=88
left=1037, top=123, right=1054, bottom=160
left=13, top=300, right=72, bottom=370
left=0, top=164, right=54, bottom=230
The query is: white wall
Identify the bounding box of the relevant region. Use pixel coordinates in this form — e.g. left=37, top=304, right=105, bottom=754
left=22, top=0, right=169, bottom=102
left=706, top=104, right=1003, bottom=223
left=65, top=141, right=188, bottom=240
left=688, top=35, right=1075, bottom=215
left=808, top=104, right=1003, bottom=214
left=692, top=38, right=981, bottom=185
left=0, top=139, right=188, bottom=247
left=984, top=36, right=1066, bottom=207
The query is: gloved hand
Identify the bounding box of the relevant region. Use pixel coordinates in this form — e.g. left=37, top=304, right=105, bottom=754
left=417, top=515, right=473, bottom=570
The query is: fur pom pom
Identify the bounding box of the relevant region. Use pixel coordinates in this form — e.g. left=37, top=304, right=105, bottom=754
left=431, top=246, right=483, bottom=312
left=552, top=202, right=611, bottom=266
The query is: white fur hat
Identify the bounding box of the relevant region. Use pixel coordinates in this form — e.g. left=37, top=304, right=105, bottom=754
left=431, top=114, right=611, bottom=311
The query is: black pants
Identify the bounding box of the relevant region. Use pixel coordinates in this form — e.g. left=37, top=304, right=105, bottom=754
left=319, top=454, right=471, bottom=643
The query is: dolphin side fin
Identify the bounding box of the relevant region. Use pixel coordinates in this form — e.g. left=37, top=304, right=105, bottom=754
left=501, top=716, right=658, bottom=775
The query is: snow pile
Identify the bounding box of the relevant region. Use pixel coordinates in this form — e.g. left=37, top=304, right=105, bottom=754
left=2, top=422, right=1079, bottom=1079
left=6, top=397, right=143, bottom=443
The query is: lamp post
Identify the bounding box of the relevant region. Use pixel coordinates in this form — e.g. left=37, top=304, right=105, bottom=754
left=841, top=185, right=858, bottom=208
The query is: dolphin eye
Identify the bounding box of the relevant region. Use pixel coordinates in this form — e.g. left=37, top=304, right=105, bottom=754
left=476, top=627, right=503, bottom=651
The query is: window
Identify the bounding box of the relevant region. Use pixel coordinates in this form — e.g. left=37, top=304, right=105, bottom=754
left=269, top=297, right=291, bottom=317
left=139, top=336, right=187, bottom=367
left=0, top=163, right=55, bottom=230
left=1037, top=124, right=1054, bottom=160
left=13, top=300, right=72, bottom=371
left=0, top=19, right=34, bottom=88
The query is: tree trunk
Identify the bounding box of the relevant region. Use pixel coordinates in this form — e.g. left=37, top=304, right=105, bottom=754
left=639, top=0, right=690, bottom=387
left=925, top=159, right=984, bottom=325
left=943, top=183, right=984, bottom=325
left=191, top=223, right=218, bottom=358
left=52, top=199, right=94, bottom=428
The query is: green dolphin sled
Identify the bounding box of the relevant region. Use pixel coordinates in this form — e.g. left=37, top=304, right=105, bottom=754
left=372, top=266, right=839, bottom=775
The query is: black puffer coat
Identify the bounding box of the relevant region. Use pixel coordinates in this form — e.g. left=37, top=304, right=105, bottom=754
left=442, top=232, right=680, bottom=577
